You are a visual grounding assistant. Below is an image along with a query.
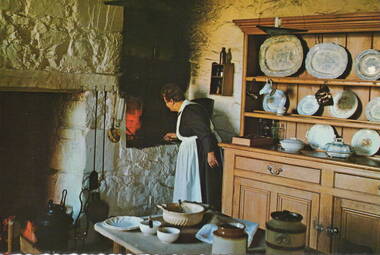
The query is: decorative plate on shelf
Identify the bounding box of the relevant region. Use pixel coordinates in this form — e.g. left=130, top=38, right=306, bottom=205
left=328, top=90, right=358, bottom=119
left=259, top=35, right=303, bottom=77
left=365, top=97, right=380, bottom=122
left=103, top=216, right=143, bottom=231
left=305, top=43, right=348, bottom=79
left=263, top=90, right=287, bottom=113
left=297, top=95, right=320, bottom=115
left=306, top=124, right=336, bottom=150
left=354, top=49, right=380, bottom=81
left=351, top=129, right=380, bottom=156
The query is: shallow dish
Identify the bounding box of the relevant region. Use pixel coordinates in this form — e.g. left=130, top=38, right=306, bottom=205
left=259, top=35, right=303, bottom=77
left=263, top=90, right=287, bottom=113
left=329, top=90, right=358, bottom=119
left=157, top=227, right=180, bottom=244
left=297, top=95, right=320, bottom=115
left=305, top=43, right=348, bottom=79
left=365, top=97, right=380, bottom=122
left=354, top=49, right=380, bottom=81
left=103, top=216, right=143, bottom=231
left=351, top=129, right=380, bottom=156
left=306, top=124, right=336, bottom=150
left=139, top=220, right=162, bottom=235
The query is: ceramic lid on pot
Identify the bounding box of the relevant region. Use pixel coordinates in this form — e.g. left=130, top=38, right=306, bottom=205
left=271, top=210, right=303, bottom=222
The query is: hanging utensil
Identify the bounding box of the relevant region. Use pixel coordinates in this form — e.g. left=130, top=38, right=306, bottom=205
left=89, top=89, right=99, bottom=191
left=107, top=91, right=124, bottom=143
left=100, top=90, right=107, bottom=182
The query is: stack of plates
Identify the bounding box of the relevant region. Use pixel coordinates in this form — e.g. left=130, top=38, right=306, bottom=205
left=329, top=90, right=358, bottom=119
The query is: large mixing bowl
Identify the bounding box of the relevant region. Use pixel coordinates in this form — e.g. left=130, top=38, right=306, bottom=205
left=157, top=202, right=206, bottom=227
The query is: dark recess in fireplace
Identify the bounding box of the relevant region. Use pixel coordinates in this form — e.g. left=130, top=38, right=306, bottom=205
left=119, top=5, right=192, bottom=147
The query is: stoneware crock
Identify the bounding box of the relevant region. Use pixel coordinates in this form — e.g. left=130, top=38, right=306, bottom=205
left=212, top=223, right=247, bottom=255
left=265, top=210, right=306, bottom=255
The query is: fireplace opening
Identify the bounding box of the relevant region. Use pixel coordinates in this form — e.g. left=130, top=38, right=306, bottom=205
left=0, top=92, right=63, bottom=221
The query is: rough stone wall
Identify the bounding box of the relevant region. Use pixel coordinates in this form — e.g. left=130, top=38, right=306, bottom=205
left=0, top=0, right=123, bottom=91
left=83, top=92, right=177, bottom=218
left=188, top=0, right=380, bottom=141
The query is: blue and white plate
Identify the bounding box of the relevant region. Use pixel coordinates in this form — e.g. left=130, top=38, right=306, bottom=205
left=297, top=95, right=319, bottom=115
left=305, top=43, right=348, bottom=79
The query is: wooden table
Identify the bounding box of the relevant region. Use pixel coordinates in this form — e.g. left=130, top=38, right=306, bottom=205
left=94, top=218, right=212, bottom=254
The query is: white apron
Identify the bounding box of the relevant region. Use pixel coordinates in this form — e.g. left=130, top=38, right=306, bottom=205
left=173, top=100, right=202, bottom=203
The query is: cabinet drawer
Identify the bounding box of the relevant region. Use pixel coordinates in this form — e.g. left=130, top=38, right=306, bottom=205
left=335, top=173, right=380, bottom=195
left=235, top=156, right=321, bottom=184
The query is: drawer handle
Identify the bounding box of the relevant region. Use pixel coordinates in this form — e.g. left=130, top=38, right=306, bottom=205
left=267, top=165, right=283, bottom=176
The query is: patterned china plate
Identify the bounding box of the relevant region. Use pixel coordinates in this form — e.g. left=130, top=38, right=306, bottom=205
left=365, top=97, right=380, bottom=122
left=355, top=49, right=380, bottom=81
left=305, top=43, right=348, bottom=79
left=306, top=124, right=336, bottom=150
left=259, top=35, right=303, bottom=77
left=297, top=95, right=320, bottom=115
left=103, top=216, right=143, bottom=231
left=329, top=90, right=358, bottom=119
left=351, top=129, right=380, bottom=156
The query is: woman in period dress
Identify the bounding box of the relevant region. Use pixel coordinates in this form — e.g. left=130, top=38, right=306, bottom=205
left=161, top=83, right=223, bottom=211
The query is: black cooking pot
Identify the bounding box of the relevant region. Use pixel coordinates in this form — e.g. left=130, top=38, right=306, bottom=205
left=34, top=190, right=73, bottom=252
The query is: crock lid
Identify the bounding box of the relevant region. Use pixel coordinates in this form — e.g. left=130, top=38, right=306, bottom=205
left=213, top=223, right=247, bottom=238
left=271, top=210, right=303, bottom=222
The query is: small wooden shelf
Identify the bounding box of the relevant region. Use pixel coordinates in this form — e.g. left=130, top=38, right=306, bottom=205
left=246, top=76, right=380, bottom=87
left=244, top=111, right=380, bottom=130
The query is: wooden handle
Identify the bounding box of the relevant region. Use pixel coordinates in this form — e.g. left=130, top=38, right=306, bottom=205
left=7, top=220, right=14, bottom=253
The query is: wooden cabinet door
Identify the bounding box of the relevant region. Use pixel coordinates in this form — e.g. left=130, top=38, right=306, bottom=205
left=271, top=183, right=320, bottom=250
left=333, top=198, right=380, bottom=254
left=233, top=177, right=274, bottom=229
left=233, top=177, right=320, bottom=249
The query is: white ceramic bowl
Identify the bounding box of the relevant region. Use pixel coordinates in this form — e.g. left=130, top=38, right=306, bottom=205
left=157, top=227, right=180, bottom=243
left=139, top=220, right=162, bottom=235
left=280, top=138, right=305, bottom=153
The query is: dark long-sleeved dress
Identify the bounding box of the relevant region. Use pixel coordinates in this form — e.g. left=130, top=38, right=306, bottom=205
left=178, top=103, right=223, bottom=211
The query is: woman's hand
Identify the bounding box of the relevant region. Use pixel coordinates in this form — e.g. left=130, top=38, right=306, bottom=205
left=207, top=151, right=219, bottom=168
left=163, top=132, right=177, bottom=141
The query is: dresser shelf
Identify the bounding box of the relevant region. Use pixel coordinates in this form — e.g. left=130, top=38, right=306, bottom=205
left=246, top=76, right=380, bottom=87
left=244, top=111, right=380, bottom=130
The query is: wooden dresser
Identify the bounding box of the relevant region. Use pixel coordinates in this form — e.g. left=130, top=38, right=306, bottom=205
left=221, top=12, right=380, bottom=254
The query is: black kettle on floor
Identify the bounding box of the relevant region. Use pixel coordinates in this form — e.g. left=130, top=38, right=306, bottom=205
left=34, top=189, right=73, bottom=252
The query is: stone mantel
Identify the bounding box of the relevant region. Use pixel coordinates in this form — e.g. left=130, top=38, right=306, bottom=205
left=0, top=68, right=120, bottom=92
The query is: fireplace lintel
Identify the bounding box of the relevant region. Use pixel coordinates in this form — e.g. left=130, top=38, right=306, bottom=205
left=0, top=68, right=120, bottom=93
